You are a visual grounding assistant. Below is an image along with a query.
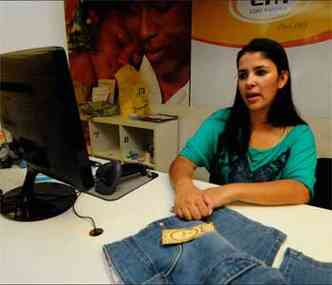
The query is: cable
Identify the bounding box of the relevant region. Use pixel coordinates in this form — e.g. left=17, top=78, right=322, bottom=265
left=72, top=192, right=104, bottom=236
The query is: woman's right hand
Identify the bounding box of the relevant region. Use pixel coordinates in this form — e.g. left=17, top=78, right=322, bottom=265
left=174, top=180, right=213, bottom=220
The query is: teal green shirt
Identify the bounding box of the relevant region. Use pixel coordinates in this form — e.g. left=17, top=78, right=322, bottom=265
left=180, top=108, right=317, bottom=196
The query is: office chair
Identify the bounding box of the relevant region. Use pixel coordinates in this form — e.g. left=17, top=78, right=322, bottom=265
left=309, top=158, right=332, bottom=210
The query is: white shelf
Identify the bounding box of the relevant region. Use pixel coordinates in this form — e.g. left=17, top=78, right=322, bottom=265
left=88, top=115, right=178, bottom=172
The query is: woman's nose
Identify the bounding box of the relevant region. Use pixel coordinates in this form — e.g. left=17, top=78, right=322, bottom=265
left=245, top=73, right=257, bottom=89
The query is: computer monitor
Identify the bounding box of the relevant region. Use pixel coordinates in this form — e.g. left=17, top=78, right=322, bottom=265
left=0, top=46, right=95, bottom=222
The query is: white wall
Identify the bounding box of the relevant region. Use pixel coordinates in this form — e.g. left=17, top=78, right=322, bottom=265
left=0, top=1, right=67, bottom=54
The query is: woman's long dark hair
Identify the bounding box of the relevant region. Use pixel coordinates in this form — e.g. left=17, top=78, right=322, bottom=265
left=218, top=38, right=306, bottom=158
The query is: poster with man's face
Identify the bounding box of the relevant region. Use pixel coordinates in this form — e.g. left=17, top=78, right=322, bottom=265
left=65, top=0, right=192, bottom=109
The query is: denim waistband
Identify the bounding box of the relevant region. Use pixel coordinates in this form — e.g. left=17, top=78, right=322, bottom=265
left=279, top=248, right=332, bottom=284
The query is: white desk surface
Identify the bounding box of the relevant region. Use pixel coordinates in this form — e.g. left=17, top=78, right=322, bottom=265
left=1, top=167, right=332, bottom=284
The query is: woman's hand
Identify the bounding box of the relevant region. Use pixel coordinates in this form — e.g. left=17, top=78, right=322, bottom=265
left=202, top=186, right=236, bottom=209
left=174, top=180, right=213, bottom=220
left=170, top=156, right=213, bottom=220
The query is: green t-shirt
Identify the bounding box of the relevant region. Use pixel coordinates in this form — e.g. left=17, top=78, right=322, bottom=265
left=180, top=108, right=317, bottom=196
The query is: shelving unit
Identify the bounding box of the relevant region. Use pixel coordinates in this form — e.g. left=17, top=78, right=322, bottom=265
left=88, top=115, right=178, bottom=172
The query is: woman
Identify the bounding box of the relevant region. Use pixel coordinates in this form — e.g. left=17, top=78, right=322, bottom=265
left=169, top=38, right=317, bottom=220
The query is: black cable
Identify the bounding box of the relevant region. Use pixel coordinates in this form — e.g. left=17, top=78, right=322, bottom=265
left=72, top=191, right=104, bottom=236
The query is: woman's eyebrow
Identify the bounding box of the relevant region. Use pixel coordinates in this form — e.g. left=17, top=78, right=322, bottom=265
left=238, top=65, right=269, bottom=72
left=253, top=65, right=269, bottom=70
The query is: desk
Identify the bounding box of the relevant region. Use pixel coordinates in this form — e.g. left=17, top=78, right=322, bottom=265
left=1, top=167, right=332, bottom=284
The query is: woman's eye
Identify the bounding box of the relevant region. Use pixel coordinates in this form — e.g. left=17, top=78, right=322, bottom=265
left=256, top=69, right=267, bottom=76
left=238, top=72, right=247, bottom=80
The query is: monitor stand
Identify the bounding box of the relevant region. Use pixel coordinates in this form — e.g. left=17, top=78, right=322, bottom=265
left=0, top=167, right=77, bottom=222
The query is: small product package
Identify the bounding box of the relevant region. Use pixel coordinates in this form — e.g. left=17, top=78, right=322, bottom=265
left=98, top=79, right=116, bottom=104
left=115, top=64, right=150, bottom=119
left=161, top=222, right=216, bottom=245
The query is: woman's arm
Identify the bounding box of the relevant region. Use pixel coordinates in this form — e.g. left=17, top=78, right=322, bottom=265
left=203, top=179, right=310, bottom=208
left=169, top=156, right=213, bottom=220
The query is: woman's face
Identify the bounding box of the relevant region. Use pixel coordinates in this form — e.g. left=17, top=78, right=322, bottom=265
left=237, top=52, right=288, bottom=113
left=91, top=10, right=142, bottom=79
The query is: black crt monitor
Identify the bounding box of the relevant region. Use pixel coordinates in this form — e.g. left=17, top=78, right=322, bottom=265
left=0, top=46, right=95, bottom=222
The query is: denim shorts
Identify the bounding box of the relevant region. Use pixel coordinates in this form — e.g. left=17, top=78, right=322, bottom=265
left=103, top=208, right=332, bottom=284
left=103, top=220, right=287, bottom=284
left=103, top=208, right=288, bottom=284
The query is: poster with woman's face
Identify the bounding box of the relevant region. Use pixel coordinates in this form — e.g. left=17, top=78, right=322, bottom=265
left=65, top=0, right=192, bottom=108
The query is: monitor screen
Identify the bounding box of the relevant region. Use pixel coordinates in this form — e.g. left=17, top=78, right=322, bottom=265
left=0, top=46, right=95, bottom=221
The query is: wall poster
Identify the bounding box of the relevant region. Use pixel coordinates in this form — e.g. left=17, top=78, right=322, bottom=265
left=65, top=0, right=192, bottom=121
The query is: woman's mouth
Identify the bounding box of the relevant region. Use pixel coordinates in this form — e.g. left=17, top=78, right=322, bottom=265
left=246, top=93, right=261, bottom=103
